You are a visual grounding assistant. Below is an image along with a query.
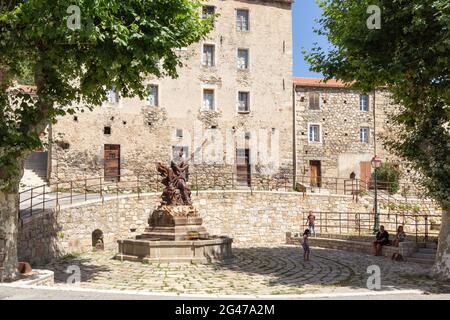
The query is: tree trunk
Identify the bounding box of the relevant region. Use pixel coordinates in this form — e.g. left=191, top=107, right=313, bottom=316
left=432, top=208, right=450, bottom=279
left=0, top=188, right=19, bottom=281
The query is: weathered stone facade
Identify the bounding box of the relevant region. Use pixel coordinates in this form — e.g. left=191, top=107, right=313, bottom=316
left=18, top=191, right=442, bottom=265
left=49, top=0, right=294, bottom=184
left=293, top=78, right=404, bottom=187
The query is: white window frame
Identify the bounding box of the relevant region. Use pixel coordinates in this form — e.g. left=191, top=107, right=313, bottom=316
left=202, top=88, right=216, bottom=111
left=360, top=95, right=369, bottom=112
left=308, top=123, right=322, bottom=144
left=237, top=91, right=250, bottom=113
left=360, top=127, right=370, bottom=143
left=147, top=84, right=159, bottom=107
left=236, top=9, right=250, bottom=32
left=237, top=48, right=249, bottom=70
left=202, top=43, right=215, bottom=67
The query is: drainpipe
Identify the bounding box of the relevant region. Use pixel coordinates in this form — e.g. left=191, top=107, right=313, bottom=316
left=292, top=82, right=297, bottom=188
left=373, top=89, right=377, bottom=155
left=47, top=123, right=52, bottom=183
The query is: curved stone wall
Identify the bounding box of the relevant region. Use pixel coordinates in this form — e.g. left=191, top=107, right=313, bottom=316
left=18, top=190, right=441, bottom=265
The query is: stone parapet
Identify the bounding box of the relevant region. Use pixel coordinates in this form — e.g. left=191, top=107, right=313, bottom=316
left=18, top=191, right=440, bottom=265
left=286, top=232, right=417, bottom=258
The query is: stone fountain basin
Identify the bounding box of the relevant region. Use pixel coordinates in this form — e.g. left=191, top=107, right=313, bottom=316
left=115, top=236, right=233, bottom=263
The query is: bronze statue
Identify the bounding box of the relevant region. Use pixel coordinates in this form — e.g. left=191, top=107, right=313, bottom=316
left=156, top=150, right=192, bottom=206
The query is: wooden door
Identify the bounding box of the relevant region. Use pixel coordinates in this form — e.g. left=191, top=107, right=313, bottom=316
left=360, top=161, right=372, bottom=191
left=310, top=160, right=322, bottom=187
left=236, top=149, right=251, bottom=186
left=104, top=145, right=121, bottom=182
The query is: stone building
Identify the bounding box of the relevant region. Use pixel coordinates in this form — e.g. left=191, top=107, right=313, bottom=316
left=293, top=77, right=403, bottom=191
left=47, top=0, right=294, bottom=187
left=20, top=1, right=412, bottom=194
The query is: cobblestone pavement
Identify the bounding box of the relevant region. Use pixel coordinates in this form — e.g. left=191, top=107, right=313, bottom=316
left=40, top=245, right=450, bottom=296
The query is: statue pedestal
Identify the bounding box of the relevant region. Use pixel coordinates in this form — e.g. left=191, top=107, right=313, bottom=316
left=116, top=205, right=233, bottom=263
left=138, top=205, right=209, bottom=241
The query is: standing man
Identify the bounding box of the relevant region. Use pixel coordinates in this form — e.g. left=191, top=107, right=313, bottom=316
left=306, top=212, right=316, bottom=236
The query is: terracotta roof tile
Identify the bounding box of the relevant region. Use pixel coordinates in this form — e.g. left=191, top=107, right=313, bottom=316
left=293, top=77, right=350, bottom=88
left=7, top=85, right=37, bottom=94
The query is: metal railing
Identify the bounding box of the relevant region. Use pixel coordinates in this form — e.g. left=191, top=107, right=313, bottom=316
left=18, top=171, right=295, bottom=219
left=18, top=172, right=428, bottom=220
left=301, top=211, right=439, bottom=243
left=295, top=175, right=423, bottom=198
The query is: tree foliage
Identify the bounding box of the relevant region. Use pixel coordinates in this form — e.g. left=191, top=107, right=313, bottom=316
left=306, top=0, right=450, bottom=209
left=0, top=0, right=212, bottom=191
left=373, top=162, right=401, bottom=195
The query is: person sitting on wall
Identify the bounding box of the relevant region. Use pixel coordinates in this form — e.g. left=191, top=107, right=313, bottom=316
left=391, top=226, right=406, bottom=261
left=392, top=226, right=406, bottom=247
left=372, top=225, right=389, bottom=256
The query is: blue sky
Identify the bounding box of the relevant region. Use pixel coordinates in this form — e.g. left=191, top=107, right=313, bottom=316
left=293, top=0, right=331, bottom=77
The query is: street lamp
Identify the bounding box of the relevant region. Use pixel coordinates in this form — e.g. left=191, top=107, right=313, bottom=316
left=371, top=155, right=382, bottom=233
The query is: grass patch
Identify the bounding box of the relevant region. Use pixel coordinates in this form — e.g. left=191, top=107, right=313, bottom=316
left=58, top=252, right=82, bottom=262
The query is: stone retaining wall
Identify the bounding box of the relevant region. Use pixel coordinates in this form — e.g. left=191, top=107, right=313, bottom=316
left=286, top=233, right=417, bottom=258
left=18, top=191, right=442, bottom=265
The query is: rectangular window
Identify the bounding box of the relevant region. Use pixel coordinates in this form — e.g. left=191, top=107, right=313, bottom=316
left=237, top=48, right=249, bottom=70
left=147, top=85, right=158, bottom=107
left=236, top=9, right=249, bottom=31
left=202, top=44, right=215, bottom=67
left=202, top=5, right=215, bottom=26
left=309, top=124, right=321, bottom=143
left=107, top=86, right=119, bottom=104
left=309, top=92, right=320, bottom=110
left=360, top=127, right=370, bottom=143
left=238, top=91, right=250, bottom=113
left=360, top=95, right=369, bottom=112
left=203, top=89, right=215, bottom=110
left=176, top=129, right=183, bottom=138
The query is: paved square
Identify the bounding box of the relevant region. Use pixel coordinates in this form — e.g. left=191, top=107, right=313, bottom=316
left=40, top=245, right=450, bottom=296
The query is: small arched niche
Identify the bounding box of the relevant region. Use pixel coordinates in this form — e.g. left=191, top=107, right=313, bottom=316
left=92, top=229, right=104, bottom=250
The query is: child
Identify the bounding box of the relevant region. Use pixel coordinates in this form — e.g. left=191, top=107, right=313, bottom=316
left=302, top=229, right=311, bottom=261
left=305, top=212, right=316, bottom=236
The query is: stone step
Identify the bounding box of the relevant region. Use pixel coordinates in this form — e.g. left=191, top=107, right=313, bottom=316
left=418, top=248, right=437, bottom=254
left=407, top=257, right=435, bottom=265
left=24, top=158, right=47, bottom=165
left=411, top=252, right=436, bottom=260
left=24, top=152, right=48, bottom=178
left=21, top=176, right=47, bottom=184
left=20, top=168, right=48, bottom=192
left=23, top=168, right=47, bottom=179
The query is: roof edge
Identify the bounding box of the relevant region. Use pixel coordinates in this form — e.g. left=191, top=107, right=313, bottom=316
left=293, top=77, right=351, bottom=88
